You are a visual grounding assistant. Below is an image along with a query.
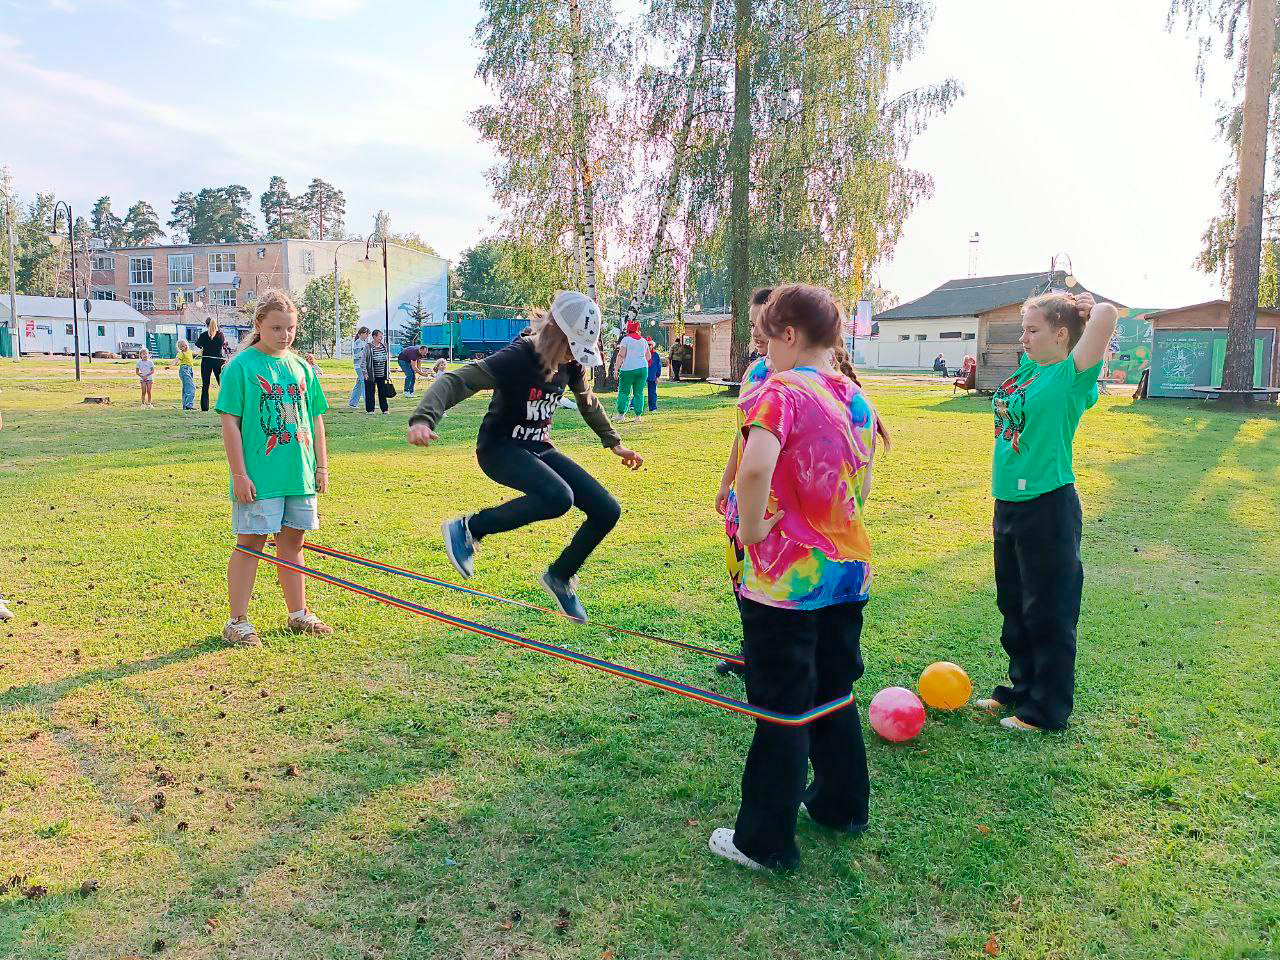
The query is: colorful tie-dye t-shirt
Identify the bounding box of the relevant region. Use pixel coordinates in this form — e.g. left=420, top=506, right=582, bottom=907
left=736, top=367, right=875, bottom=609
left=724, top=356, right=772, bottom=588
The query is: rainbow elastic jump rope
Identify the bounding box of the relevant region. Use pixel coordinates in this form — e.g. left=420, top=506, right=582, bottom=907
left=237, top=543, right=853, bottom=727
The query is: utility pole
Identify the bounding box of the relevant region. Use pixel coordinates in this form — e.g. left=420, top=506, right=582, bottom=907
left=4, top=194, right=18, bottom=361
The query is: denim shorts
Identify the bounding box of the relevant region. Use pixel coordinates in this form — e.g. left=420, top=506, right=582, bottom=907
left=231, top=495, right=320, bottom=535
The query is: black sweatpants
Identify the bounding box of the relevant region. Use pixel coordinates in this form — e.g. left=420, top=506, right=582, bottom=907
left=200, top=357, right=223, bottom=411
left=992, top=483, right=1083, bottom=730
left=365, top=376, right=391, bottom=413
left=469, top=442, right=621, bottom=580
left=733, top=596, right=869, bottom=869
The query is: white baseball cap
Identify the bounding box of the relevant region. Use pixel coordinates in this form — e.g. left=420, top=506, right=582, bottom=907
left=550, top=290, right=603, bottom=368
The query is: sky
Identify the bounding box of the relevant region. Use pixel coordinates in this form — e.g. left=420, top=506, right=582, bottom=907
left=0, top=0, right=1240, bottom=309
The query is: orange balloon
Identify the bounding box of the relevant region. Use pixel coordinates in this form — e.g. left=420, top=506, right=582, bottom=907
left=918, top=661, right=972, bottom=710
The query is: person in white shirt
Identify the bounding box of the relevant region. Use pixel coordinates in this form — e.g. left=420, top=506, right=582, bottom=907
left=348, top=327, right=370, bottom=410
left=611, top=320, right=651, bottom=422
left=135, top=348, right=156, bottom=408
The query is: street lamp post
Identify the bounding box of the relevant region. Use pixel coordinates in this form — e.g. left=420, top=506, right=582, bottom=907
left=51, top=200, right=81, bottom=381
left=365, top=235, right=390, bottom=345
left=331, top=237, right=365, bottom=358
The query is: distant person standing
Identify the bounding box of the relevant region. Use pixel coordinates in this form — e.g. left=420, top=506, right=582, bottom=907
left=196, top=317, right=226, bottom=412
left=362, top=328, right=393, bottom=414
left=646, top=339, right=663, bottom=412
left=612, top=320, right=650, bottom=422
left=176, top=339, right=197, bottom=410
left=348, top=327, right=370, bottom=410
left=398, top=343, right=428, bottom=397
left=670, top=336, right=686, bottom=380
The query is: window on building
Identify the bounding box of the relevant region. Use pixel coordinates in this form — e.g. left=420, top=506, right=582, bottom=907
left=129, top=256, right=153, bottom=285
left=90, top=254, right=115, bottom=271
left=168, top=254, right=194, bottom=285
left=963, top=332, right=976, bottom=340
left=211, top=289, right=237, bottom=308
left=169, top=290, right=196, bottom=310
left=209, top=252, right=237, bottom=273
left=127, top=325, right=136, bottom=337
left=65, top=323, right=74, bottom=335
left=898, top=334, right=910, bottom=341
left=302, top=251, right=315, bottom=274
left=91, top=289, right=115, bottom=301
left=915, top=334, right=928, bottom=341
left=939, top=331, right=963, bottom=340
left=256, top=246, right=267, bottom=259
left=130, top=290, right=155, bottom=312
left=97, top=325, right=105, bottom=336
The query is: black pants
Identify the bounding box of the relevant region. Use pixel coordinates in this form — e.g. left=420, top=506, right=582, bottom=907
left=992, top=484, right=1083, bottom=730
left=470, top=442, right=621, bottom=580
left=671, top=360, right=682, bottom=381
left=365, top=376, right=391, bottom=412
left=734, top=596, right=868, bottom=869
left=200, top=357, right=223, bottom=411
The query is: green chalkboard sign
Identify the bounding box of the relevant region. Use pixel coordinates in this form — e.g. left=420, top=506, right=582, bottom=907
left=1149, top=328, right=1275, bottom=398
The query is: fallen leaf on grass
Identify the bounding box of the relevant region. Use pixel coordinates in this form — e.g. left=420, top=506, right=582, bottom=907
left=1111, top=855, right=1129, bottom=867
left=976, top=824, right=991, bottom=836
left=983, top=934, right=1000, bottom=955
left=284, top=764, right=300, bottom=778
left=1011, top=895, right=1022, bottom=913
left=601, top=950, right=615, bottom=960
left=22, top=885, right=48, bottom=900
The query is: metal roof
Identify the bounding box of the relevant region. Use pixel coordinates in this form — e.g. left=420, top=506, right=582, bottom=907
left=0, top=295, right=150, bottom=323
left=875, top=271, right=1124, bottom=321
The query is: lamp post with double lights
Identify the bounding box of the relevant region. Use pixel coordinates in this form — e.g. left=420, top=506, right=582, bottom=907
left=50, top=201, right=82, bottom=381
left=365, top=235, right=390, bottom=345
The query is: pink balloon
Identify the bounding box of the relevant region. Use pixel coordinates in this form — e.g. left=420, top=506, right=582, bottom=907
left=868, top=686, right=926, bottom=743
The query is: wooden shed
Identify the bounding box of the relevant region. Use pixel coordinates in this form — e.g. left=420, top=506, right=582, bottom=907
left=658, top=312, right=733, bottom=380
left=1143, top=300, right=1280, bottom=398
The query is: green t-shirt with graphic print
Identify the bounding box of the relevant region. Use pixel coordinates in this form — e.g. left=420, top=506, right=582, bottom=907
left=991, top=353, right=1102, bottom=502
left=216, top=347, right=329, bottom=500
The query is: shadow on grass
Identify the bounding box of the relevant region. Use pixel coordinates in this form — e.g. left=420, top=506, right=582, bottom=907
left=0, top=642, right=215, bottom=714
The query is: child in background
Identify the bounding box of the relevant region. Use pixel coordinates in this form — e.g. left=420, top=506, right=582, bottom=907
left=135, top=348, right=156, bottom=408
left=709, top=284, right=882, bottom=873
left=645, top=339, right=663, bottom=412
left=429, top=358, right=448, bottom=380
left=176, top=340, right=197, bottom=410
left=216, top=290, right=332, bottom=647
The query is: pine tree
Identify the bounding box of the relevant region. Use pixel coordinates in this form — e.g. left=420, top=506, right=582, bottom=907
left=123, top=202, right=165, bottom=246
left=299, top=179, right=346, bottom=240
left=90, top=197, right=125, bottom=247
left=260, top=176, right=306, bottom=239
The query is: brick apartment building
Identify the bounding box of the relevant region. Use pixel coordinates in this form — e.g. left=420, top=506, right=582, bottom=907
left=88, top=238, right=449, bottom=352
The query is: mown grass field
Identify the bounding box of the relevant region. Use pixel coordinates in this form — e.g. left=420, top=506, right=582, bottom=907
left=1, top=356, right=1278, bottom=960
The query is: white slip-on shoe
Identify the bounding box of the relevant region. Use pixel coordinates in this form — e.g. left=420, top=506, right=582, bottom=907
left=708, top=828, right=765, bottom=871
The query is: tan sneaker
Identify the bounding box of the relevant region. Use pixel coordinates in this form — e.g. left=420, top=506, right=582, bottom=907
left=974, top=698, right=1006, bottom=712
left=1000, top=716, right=1048, bottom=733
left=222, top=617, right=262, bottom=647
left=286, top=610, right=333, bottom=635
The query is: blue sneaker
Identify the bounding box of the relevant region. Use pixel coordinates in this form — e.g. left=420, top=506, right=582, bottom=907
left=442, top=516, right=476, bottom=578
left=539, top=570, right=587, bottom=623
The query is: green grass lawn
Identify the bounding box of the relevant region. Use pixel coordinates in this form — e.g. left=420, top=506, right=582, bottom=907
left=1, top=356, right=1278, bottom=960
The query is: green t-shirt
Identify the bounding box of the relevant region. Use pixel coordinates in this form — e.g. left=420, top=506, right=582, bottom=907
left=215, top=347, right=329, bottom=500
left=991, top=353, right=1102, bottom=502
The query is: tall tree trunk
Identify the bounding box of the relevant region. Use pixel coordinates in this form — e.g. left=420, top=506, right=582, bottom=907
left=1224, top=0, right=1276, bottom=400
left=727, top=0, right=754, bottom=381
left=620, top=0, right=715, bottom=331
left=568, top=0, right=599, bottom=306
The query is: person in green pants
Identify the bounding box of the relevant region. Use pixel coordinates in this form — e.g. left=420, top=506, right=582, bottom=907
left=613, top=320, right=651, bottom=422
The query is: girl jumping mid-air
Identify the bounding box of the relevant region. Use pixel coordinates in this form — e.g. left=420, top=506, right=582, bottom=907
left=407, top=291, right=643, bottom=623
